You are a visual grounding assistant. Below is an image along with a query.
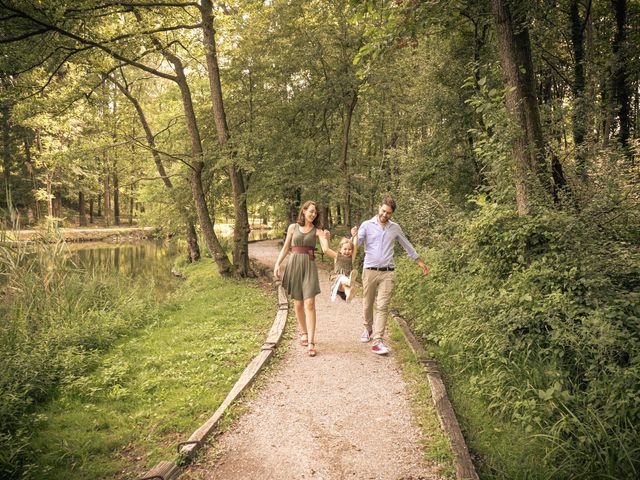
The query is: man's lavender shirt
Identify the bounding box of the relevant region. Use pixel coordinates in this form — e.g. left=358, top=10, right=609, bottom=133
left=357, top=215, right=419, bottom=269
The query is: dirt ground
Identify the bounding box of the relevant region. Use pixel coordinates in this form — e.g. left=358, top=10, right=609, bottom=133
left=183, top=240, right=446, bottom=480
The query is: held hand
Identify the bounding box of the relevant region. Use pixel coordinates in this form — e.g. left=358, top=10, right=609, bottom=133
left=324, top=229, right=331, bottom=240
left=350, top=226, right=358, bottom=237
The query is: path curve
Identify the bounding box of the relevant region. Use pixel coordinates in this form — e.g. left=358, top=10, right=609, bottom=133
left=184, top=240, right=445, bottom=480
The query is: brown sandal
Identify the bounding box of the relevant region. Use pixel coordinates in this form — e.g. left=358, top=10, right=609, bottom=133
left=299, top=333, right=309, bottom=347
left=308, top=343, right=317, bottom=357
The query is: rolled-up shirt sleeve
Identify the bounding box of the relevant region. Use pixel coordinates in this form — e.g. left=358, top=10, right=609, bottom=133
left=394, top=225, right=420, bottom=260
left=357, top=224, right=366, bottom=246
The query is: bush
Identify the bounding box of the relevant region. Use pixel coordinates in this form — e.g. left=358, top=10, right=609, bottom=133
left=394, top=201, right=640, bottom=479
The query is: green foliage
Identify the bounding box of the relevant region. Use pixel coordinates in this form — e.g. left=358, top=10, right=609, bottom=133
left=25, top=259, right=274, bottom=479
left=0, top=238, right=161, bottom=478
left=393, top=201, right=640, bottom=479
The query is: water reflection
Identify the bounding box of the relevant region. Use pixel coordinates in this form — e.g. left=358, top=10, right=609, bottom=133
left=68, top=240, right=179, bottom=282
left=249, top=229, right=273, bottom=241
left=66, top=229, right=272, bottom=280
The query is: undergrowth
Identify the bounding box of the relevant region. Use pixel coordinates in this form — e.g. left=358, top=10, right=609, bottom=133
left=393, top=200, right=640, bottom=479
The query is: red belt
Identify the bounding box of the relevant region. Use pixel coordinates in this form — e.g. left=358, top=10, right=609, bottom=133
left=291, top=245, right=315, bottom=260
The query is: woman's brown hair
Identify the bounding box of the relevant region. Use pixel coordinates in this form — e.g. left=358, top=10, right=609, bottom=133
left=297, top=200, right=322, bottom=228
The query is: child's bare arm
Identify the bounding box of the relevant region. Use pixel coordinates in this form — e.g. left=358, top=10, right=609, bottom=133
left=319, top=229, right=337, bottom=259
left=350, top=225, right=358, bottom=262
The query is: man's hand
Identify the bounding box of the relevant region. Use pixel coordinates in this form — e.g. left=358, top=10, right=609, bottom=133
left=417, top=259, right=430, bottom=276
left=350, top=226, right=358, bottom=237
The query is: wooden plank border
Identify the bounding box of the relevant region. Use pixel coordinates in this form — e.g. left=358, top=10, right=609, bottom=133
left=390, top=310, right=479, bottom=480
left=138, top=283, right=289, bottom=480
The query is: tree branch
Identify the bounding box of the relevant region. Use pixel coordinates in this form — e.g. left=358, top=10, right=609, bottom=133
left=0, top=27, right=50, bottom=44
left=64, top=1, right=199, bottom=15
left=100, top=23, right=202, bottom=46
left=540, top=53, right=572, bottom=87
left=0, top=1, right=179, bottom=82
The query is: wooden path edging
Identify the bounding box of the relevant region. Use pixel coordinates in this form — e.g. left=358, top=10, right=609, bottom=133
left=390, top=310, right=479, bottom=480
left=139, top=282, right=289, bottom=480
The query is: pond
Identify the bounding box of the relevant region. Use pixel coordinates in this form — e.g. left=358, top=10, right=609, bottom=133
left=67, top=227, right=275, bottom=283
left=68, top=240, right=179, bottom=282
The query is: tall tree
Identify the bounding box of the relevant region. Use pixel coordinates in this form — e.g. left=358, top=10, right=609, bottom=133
left=610, top=0, right=631, bottom=155
left=107, top=72, right=201, bottom=262
left=491, top=0, right=552, bottom=214
left=200, top=0, right=251, bottom=277
left=570, top=0, right=590, bottom=178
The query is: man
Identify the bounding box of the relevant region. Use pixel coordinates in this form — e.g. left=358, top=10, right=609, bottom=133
left=357, top=197, right=429, bottom=355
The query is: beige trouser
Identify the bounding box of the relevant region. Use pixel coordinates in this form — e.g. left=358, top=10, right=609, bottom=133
left=362, top=269, right=395, bottom=344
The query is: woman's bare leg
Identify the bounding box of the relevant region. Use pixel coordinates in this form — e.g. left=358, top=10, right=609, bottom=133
left=304, top=297, right=317, bottom=352
left=294, top=299, right=306, bottom=336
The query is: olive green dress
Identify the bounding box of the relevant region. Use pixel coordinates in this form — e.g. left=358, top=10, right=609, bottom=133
left=282, top=225, right=321, bottom=300
left=329, top=254, right=353, bottom=282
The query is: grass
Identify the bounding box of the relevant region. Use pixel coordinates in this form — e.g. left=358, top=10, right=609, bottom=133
left=180, top=321, right=295, bottom=480
left=388, top=315, right=551, bottom=480
left=444, top=378, right=550, bottom=480
left=25, top=260, right=276, bottom=479
left=387, top=321, right=456, bottom=478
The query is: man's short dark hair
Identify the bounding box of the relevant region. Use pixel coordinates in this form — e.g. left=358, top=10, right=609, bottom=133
left=381, top=197, right=396, bottom=212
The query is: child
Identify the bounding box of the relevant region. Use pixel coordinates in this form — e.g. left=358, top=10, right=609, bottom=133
left=325, top=226, right=358, bottom=302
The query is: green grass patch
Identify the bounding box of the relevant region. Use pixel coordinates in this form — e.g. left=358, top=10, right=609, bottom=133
left=25, top=261, right=275, bottom=479
left=387, top=322, right=456, bottom=478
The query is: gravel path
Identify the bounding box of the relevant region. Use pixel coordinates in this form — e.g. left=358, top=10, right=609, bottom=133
left=184, top=240, right=445, bottom=480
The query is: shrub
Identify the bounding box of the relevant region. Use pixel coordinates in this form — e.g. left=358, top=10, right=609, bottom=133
left=394, top=202, right=640, bottom=479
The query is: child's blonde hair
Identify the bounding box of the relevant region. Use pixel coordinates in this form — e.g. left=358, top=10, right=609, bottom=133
left=338, top=237, right=354, bottom=251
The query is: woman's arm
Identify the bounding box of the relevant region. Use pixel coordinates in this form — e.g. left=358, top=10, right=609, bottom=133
left=318, top=229, right=337, bottom=259
left=274, top=224, right=295, bottom=278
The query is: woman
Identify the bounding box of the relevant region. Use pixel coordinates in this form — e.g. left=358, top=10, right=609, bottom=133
left=274, top=200, right=329, bottom=357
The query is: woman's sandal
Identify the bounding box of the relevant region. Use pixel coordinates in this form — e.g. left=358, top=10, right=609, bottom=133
left=299, top=333, right=309, bottom=347
left=308, top=343, right=317, bottom=357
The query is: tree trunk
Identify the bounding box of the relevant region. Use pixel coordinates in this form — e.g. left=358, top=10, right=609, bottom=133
left=134, top=12, right=231, bottom=273
left=341, top=90, right=358, bottom=227
left=129, top=185, right=134, bottom=226
left=78, top=191, right=87, bottom=226
left=1, top=104, right=12, bottom=216
left=286, top=187, right=301, bottom=224
left=570, top=0, right=589, bottom=179
left=108, top=73, right=203, bottom=263
left=186, top=222, right=201, bottom=263
left=322, top=206, right=331, bottom=230
left=103, top=169, right=111, bottom=227
left=113, top=172, right=120, bottom=226
left=611, top=0, right=631, bottom=156
left=89, top=198, right=94, bottom=224
left=491, top=0, right=552, bottom=215
left=46, top=172, right=53, bottom=218
left=200, top=0, right=250, bottom=277
left=165, top=55, right=231, bottom=272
